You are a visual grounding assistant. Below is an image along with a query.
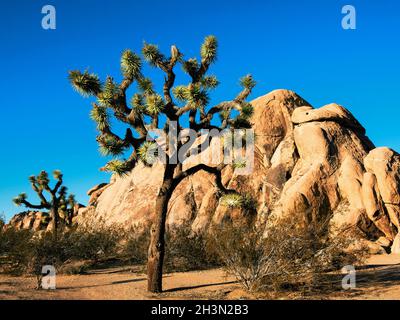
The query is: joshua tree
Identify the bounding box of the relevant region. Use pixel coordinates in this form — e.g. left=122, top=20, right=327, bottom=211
left=68, top=35, right=256, bottom=292
left=0, top=213, right=4, bottom=229
left=13, top=170, right=76, bottom=239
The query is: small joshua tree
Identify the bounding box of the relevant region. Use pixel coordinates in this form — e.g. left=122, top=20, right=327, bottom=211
left=13, top=170, right=76, bottom=240
left=68, top=35, right=256, bottom=292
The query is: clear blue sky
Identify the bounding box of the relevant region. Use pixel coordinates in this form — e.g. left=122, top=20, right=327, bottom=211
left=1, top=0, right=399, bottom=221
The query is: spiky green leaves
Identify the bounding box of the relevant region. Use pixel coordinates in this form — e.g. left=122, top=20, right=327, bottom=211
left=182, top=58, right=199, bottom=76
left=220, top=193, right=256, bottom=211
left=187, top=84, right=209, bottom=107
left=58, top=186, right=68, bottom=197
left=121, top=50, right=141, bottom=80
left=145, top=94, right=164, bottom=115
left=172, top=86, right=187, bottom=102
left=240, top=102, right=254, bottom=119
left=142, top=43, right=166, bottom=68
left=53, top=170, right=63, bottom=180
left=97, top=77, right=120, bottom=107
left=201, top=75, right=219, bottom=89
left=68, top=70, right=101, bottom=97
left=232, top=158, right=248, bottom=169
left=131, top=93, right=143, bottom=108
left=220, top=193, right=243, bottom=208
left=13, top=193, right=27, bottom=206
left=90, top=105, right=110, bottom=131
left=137, top=78, right=154, bottom=95
left=37, top=171, right=50, bottom=187
left=138, top=141, right=159, bottom=166
left=103, top=159, right=132, bottom=176
left=172, top=84, right=209, bottom=108
left=240, top=74, right=256, bottom=90
left=98, top=134, right=128, bottom=156
left=201, top=35, right=218, bottom=65
left=67, top=194, right=76, bottom=207
left=133, top=78, right=162, bottom=115
left=181, top=36, right=217, bottom=77
left=129, top=93, right=147, bottom=122
left=29, top=171, right=52, bottom=193
left=231, top=116, right=252, bottom=129
left=130, top=94, right=146, bottom=120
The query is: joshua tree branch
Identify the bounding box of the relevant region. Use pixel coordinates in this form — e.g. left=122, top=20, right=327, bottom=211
left=120, top=76, right=135, bottom=93
left=200, top=92, right=250, bottom=129
left=235, top=87, right=252, bottom=103
left=20, top=200, right=48, bottom=210
left=175, top=103, right=195, bottom=117
left=163, top=71, right=178, bottom=119
left=173, top=163, right=233, bottom=194
left=31, top=182, right=49, bottom=206
left=42, top=183, right=53, bottom=195
left=52, top=176, right=63, bottom=195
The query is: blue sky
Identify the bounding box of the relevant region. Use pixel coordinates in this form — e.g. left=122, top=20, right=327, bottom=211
left=1, top=0, right=399, bottom=221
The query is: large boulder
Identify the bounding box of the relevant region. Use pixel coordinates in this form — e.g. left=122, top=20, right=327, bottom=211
left=362, top=147, right=400, bottom=249
left=7, top=211, right=49, bottom=232
left=276, top=103, right=374, bottom=229
left=66, top=90, right=400, bottom=251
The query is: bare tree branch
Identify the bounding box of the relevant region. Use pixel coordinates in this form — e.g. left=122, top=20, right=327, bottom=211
left=20, top=200, right=48, bottom=210
left=173, top=163, right=233, bottom=194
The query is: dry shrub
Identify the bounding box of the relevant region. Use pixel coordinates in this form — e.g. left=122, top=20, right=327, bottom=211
left=164, top=223, right=220, bottom=272
left=64, top=224, right=122, bottom=261
left=0, top=224, right=123, bottom=276
left=209, top=215, right=368, bottom=293
left=0, top=227, right=33, bottom=275
left=122, top=223, right=220, bottom=272
left=121, top=225, right=150, bottom=264
left=1, top=221, right=221, bottom=276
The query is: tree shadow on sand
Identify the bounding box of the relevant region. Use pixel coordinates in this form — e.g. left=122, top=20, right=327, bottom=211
left=303, top=263, right=400, bottom=299
left=58, top=277, right=147, bottom=290
left=163, top=280, right=238, bottom=293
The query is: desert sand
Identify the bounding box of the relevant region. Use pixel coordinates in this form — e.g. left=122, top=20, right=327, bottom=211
left=2, top=254, right=400, bottom=300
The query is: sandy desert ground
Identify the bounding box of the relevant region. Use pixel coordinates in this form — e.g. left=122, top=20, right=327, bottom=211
left=2, top=254, right=400, bottom=300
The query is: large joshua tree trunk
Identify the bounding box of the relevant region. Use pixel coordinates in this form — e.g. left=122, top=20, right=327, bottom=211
left=50, top=207, right=58, bottom=241
left=147, top=165, right=175, bottom=293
